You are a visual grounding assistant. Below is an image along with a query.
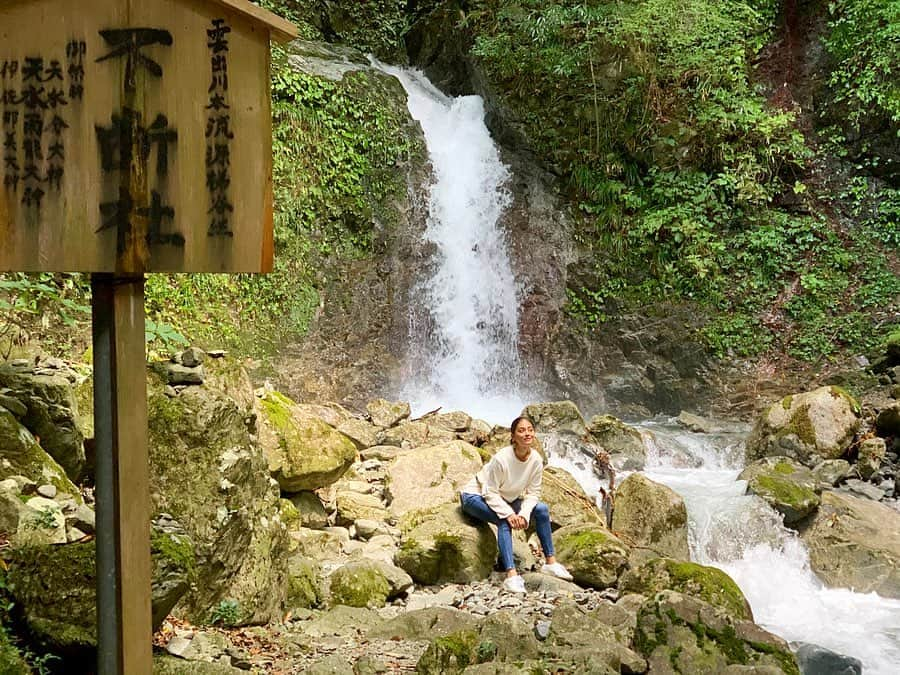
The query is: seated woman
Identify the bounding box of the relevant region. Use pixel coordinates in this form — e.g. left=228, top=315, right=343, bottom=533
left=459, top=415, right=573, bottom=594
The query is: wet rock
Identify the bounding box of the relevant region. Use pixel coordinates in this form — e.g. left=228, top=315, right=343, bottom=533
left=739, top=457, right=820, bottom=525
left=611, top=473, right=689, bottom=560
left=800, top=490, right=900, bottom=598
left=793, top=642, right=862, bottom=675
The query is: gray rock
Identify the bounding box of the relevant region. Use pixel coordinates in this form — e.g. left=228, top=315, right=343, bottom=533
left=841, top=479, right=887, bottom=501
left=165, top=363, right=205, bottom=385
left=533, top=620, right=551, bottom=641
left=69, top=503, right=96, bottom=534
left=793, top=642, right=862, bottom=675
left=178, top=347, right=207, bottom=368
left=36, top=483, right=57, bottom=499
left=812, top=459, right=852, bottom=488
left=0, top=392, right=27, bottom=418
left=166, top=636, right=193, bottom=658
left=676, top=411, right=719, bottom=433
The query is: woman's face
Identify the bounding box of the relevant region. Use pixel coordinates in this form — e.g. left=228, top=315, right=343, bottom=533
left=512, top=419, right=535, bottom=448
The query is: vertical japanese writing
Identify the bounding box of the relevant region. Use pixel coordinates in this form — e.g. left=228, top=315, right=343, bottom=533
left=205, top=18, right=233, bottom=237
left=94, top=28, right=182, bottom=251
left=1, top=45, right=76, bottom=207
left=65, top=40, right=86, bottom=101
left=44, top=58, right=67, bottom=193
left=20, top=57, right=47, bottom=209
left=1, top=59, right=19, bottom=192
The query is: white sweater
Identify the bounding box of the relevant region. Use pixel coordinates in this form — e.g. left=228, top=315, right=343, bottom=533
left=461, top=445, right=543, bottom=523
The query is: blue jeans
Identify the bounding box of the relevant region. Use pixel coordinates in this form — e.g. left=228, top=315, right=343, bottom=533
left=460, top=493, right=555, bottom=572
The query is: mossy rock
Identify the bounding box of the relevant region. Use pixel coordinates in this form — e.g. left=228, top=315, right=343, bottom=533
left=148, top=379, right=289, bottom=625
left=739, top=457, right=820, bottom=525
left=6, top=534, right=192, bottom=660
left=153, top=654, right=244, bottom=674
left=522, top=401, right=587, bottom=437
left=396, top=503, right=496, bottom=585
left=553, top=525, right=629, bottom=589
left=634, top=590, right=798, bottom=675
left=611, top=473, right=689, bottom=560
left=257, top=390, right=358, bottom=491
left=619, top=558, right=753, bottom=621
left=586, top=415, right=646, bottom=470
left=329, top=561, right=392, bottom=608
left=367, top=607, right=478, bottom=641
left=416, top=629, right=482, bottom=675
left=746, top=387, right=860, bottom=466
left=0, top=407, right=79, bottom=498
left=287, top=555, right=323, bottom=610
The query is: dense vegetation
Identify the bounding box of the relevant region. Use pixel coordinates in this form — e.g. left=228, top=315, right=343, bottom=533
left=465, top=0, right=898, bottom=361
left=1, top=0, right=897, bottom=370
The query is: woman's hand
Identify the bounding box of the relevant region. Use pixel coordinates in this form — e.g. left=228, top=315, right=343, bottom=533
left=507, top=514, right=527, bottom=530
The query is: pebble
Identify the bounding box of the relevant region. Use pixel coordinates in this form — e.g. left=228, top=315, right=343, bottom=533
left=534, top=620, right=551, bottom=641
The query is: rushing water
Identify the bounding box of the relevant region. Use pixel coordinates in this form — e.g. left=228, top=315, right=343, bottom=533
left=377, top=65, right=528, bottom=422
left=555, top=421, right=900, bottom=674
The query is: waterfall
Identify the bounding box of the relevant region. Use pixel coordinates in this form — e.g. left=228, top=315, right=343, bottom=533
left=377, top=64, right=528, bottom=423
left=553, top=421, right=900, bottom=674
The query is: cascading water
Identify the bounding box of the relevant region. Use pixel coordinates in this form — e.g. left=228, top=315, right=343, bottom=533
left=557, top=421, right=900, bottom=674
left=377, top=64, right=528, bottom=422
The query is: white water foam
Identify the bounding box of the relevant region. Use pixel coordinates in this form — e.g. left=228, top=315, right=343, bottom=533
left=641, top=424, right=900, bottom=674
left=376, top=64, right=528, bottom=424
left=549, top=421, right=900, bottom=672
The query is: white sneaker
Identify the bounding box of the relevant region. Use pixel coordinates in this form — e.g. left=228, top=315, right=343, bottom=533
left=541, top=562, right=573, bottom=581
left=502, top=575, right=526, bottom=594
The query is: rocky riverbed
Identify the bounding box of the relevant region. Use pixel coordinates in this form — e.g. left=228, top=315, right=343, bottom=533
left=1, top=341, right=898, bottom=673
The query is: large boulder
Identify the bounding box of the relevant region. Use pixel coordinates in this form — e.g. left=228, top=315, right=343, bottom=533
left=386, top=441, right=483, bottom=517
left=0, top=361, right=86, bottom=479
left=148, top=375, right=290, bottom=624
left=799, top=490, right=900, bottom=598
left=540, top=466, right=606, bottom=529
left=738, top=457, right=820, bottom=525
left=395, top=503, right=496, bottom=585
left=611, top=473, right=689, bottom=560
left=634, top=591, right=798, bottom=674
left=745, top=387, right=860, bottom=466
left=541, top=601, right=646, bottom=673
left=521, top=401, right=587, bottom=437
left=0, top=406, right=79, bottom=498
left=586, top=415, right=647, bottom=470
left=553, top=525, right=629, bottom=589
left=618, top=558, right=753, bottom=621
left=415, top=611, right=541, bottom=675
left=6, top=531, right=191, bottom=664
left=257, top=390, right=358, bottom=492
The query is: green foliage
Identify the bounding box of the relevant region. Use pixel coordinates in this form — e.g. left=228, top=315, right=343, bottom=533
left=208, top=598, right=241, bottom=627
left=255, top=1, right=407, bottom=57
left=144, top=319, right=189, bottom=355
left=823, top=0, right=900, bottom=129
left=469, top=0, right=896, bottom=362
left=24, top=508, right=57, bottom=532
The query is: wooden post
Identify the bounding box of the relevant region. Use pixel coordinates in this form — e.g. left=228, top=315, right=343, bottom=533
left=92, top=274, right=153, bottom=674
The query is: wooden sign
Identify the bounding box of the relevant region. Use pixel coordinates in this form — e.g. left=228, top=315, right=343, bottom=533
left=0, top=0, right=296, bottom=273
